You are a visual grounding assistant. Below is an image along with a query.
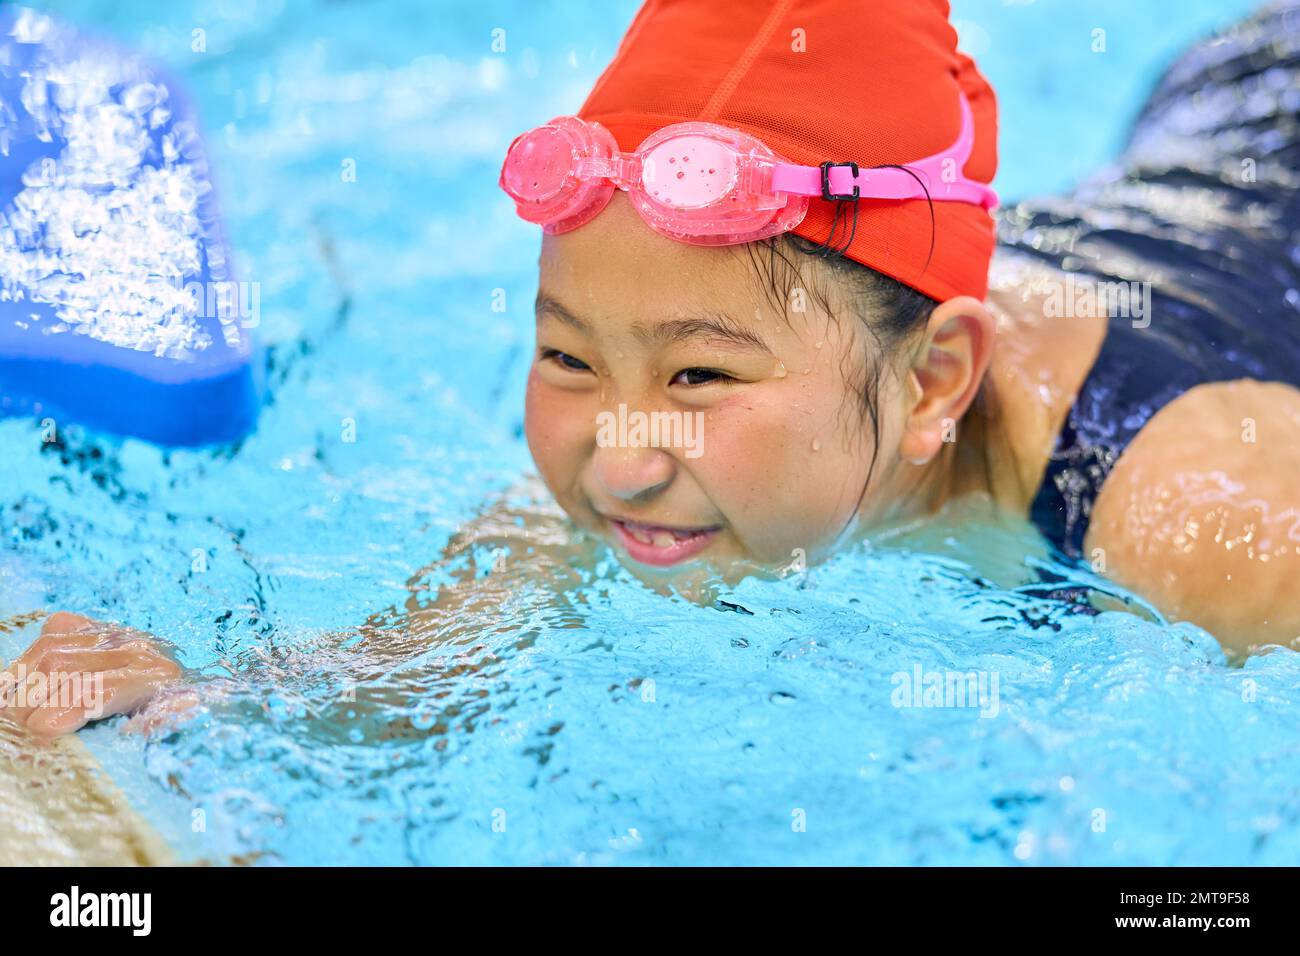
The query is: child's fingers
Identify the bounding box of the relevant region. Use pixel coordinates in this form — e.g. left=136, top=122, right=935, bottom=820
left=24, top=702, right=90, bottom=737
left=0, top=700, right=33, bottom=728
left=30, top=613, right=151, bottom=655
left=19, top=671, right=93, bottom=735
left=15, top=630, right=102, bottom=667
left=22, top=667, right=163, bottom=736
left=20, top=636, right=181, bottom=680
left=59, top=646, right=175, bottom=676
left=39, top=610, right=97, bottom=636
left=16, top=646, right=146, bottom=679
left=17, top=615, right=168, bottom=671
left=0, top=668, right=81, bottom=727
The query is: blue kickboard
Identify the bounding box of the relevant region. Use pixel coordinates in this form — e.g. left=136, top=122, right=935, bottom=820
left=0, top=6, right=260, bottom=447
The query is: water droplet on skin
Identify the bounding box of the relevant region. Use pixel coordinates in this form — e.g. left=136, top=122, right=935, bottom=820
left=773, top=361, right=787, bottom=378
left=811, top=439, right=822, bottom=452
left=668, top=157, right=675, bottom=164
left=676, top=171, right=685, bottom=180
left=682, top=155, right=689, bottom=162
left=708, top=168, right=715, bottom=174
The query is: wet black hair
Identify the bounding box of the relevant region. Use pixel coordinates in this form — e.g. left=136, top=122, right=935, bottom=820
left=738, top=229, right=1007, bottom=509
left=741, top=232, right=936, bottom=466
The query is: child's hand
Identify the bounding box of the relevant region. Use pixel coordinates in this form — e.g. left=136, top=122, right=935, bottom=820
left=0, top=611, right=184, bottom=737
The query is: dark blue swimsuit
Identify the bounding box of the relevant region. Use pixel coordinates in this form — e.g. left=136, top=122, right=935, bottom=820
left=997, top=3, right=1300, bottom=557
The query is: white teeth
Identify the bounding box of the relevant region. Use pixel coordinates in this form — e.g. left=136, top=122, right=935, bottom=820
left=617, top=519, right=711, bottom=549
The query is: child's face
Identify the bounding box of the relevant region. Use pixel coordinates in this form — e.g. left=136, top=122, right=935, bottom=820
left=525, top=192, right=916, bottom=572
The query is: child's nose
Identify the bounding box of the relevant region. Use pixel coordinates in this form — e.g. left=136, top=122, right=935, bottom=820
left=590, top=444, right=676, bottom=502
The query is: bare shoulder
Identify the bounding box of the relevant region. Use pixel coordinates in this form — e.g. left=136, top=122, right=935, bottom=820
left=1085, top=379, right=1300, bottom=654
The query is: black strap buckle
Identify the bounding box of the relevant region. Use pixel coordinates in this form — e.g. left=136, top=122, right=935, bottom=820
left=820, top=161, right=860, bottom=201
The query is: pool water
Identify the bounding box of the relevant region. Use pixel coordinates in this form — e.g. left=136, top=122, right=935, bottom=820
left=2, top=0, right=1297, bottom=865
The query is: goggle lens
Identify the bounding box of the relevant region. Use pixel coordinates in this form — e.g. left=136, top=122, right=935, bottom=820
left=501, top=126, right=573, bottom=204
left=641, top=135, right=738, bottom=209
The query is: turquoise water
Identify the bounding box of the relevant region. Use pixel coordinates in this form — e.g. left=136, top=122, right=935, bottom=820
left=2, top=0, right=1297, bottom=865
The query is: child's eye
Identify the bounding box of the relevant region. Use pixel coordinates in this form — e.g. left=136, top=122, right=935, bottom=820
left=670, top=367, right=736, bottom=387
left=541, top=348, right=592, bottom=372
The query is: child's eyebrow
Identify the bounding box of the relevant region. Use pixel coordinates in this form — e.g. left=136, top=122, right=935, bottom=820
left=536, top=293, right=772, bottom=355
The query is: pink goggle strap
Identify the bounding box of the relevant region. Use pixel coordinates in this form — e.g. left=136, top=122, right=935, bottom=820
left=768, top=95, right=997, bottom=211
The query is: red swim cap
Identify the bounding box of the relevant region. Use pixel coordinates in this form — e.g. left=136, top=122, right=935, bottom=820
left=577, top=0, right=998, bottom=303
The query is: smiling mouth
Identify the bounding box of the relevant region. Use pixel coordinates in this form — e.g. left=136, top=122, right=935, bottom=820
left=606, top=517, right=722, bottom=567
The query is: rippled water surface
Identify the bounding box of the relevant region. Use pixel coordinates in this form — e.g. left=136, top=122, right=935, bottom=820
left=2, top=0, right=1296, bottom=865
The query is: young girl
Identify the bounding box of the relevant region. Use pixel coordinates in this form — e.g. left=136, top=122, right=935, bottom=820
left=6, top=0, right=1300, bottom=738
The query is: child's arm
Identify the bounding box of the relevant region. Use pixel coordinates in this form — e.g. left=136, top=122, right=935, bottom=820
left=273, top=474, right=598, bottom=740
left=354, top=472, right=594, bottom=654
left=4, top=475, right=592, bottom=738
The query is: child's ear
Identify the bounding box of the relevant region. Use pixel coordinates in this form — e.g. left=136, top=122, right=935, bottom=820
left=898, top=295, right=996, bottom=464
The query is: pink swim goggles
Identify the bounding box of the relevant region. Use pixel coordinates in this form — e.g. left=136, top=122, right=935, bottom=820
left=499, top=94, right=997, bottom=246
